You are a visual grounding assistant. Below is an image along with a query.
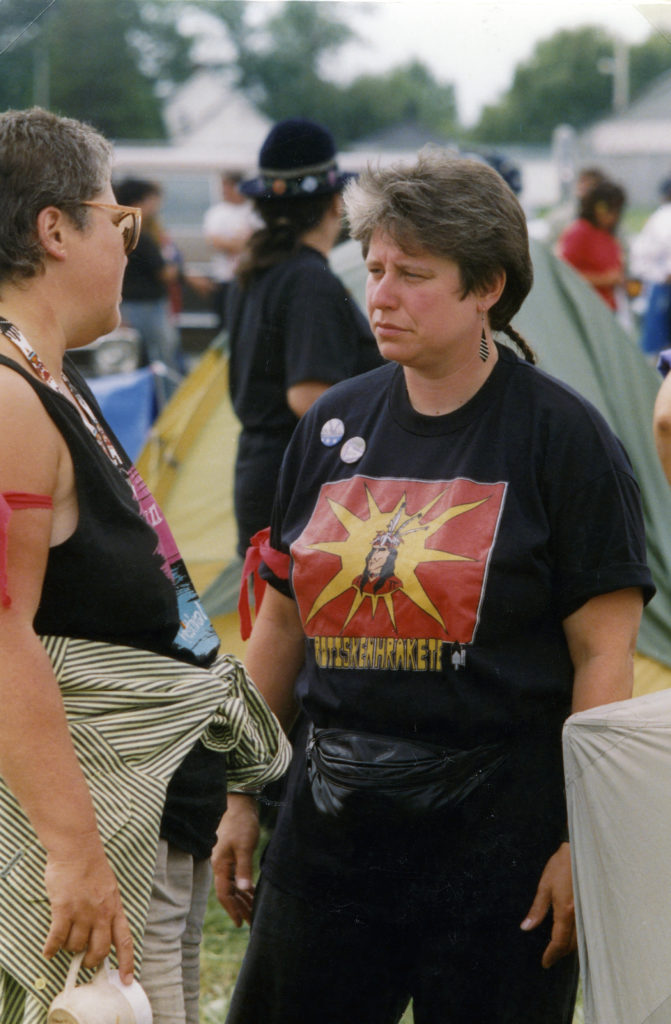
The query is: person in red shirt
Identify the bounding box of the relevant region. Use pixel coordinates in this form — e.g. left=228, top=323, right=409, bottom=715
left=558, top=180, right=626, bottom=311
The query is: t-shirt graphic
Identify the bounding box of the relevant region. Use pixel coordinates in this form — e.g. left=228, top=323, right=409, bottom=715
left=291, top=475, right=505, bottom=644
left=127, top=466, right=218, bottom=661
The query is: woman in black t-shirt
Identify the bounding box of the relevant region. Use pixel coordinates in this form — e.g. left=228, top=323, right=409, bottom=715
left=215, top=151, right=654, bottom=1024
left=225, top=118, right=381, bottom=557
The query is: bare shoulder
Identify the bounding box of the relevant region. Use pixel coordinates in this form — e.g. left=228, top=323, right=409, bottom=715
left=0, top=362, right=63, bottom=493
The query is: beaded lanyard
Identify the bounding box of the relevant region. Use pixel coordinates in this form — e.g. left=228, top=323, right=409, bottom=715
left=0, top=317, right=124, bottom=468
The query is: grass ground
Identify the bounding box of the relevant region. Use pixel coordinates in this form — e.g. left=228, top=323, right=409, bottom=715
left=199, top=884, right=584, bottom=1022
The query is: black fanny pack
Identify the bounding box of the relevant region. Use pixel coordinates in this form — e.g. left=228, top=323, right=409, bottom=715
left=306, top=724, right=509, bottom=821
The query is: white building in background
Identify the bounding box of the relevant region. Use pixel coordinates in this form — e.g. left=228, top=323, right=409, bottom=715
left=579, top=69, right=671, bottom=208
left=112, top=73, right=270, bottom=264
left=163, top=69, right=271, bottom=160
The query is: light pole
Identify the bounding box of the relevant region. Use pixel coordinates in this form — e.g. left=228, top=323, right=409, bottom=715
left=597, top=36, right=629, bottom=113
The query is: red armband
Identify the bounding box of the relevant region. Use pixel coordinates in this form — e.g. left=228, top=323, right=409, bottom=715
left=238, top=526, right=291, bottom=640
left=0, top=492, right=53, bottom=607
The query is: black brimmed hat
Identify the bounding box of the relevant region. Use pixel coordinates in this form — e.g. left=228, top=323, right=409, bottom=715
left=240, top=118, right=354, bottom=200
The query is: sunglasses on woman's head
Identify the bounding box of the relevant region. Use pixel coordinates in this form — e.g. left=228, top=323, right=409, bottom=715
left=80, top=201, right=142, bottom=255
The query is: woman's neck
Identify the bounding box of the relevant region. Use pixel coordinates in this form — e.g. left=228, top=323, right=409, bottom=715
left=300, top=205, right=341, bottom=257
left=0, top=294, right=67, bottom=381
left=403, top=340, right=499, bottom=416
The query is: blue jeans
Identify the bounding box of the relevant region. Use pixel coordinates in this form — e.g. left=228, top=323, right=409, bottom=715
left=121, top=299, right=183, bottom=407
left=640, top=282, right=671, bottom=356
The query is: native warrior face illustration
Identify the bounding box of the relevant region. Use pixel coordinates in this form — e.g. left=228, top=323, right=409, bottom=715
left=291, top=478, right=506, bottom=642
left=356, top=502, right=429, bottom=595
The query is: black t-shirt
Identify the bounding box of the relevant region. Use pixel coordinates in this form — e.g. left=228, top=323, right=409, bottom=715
left=122, top=231, right=166, bottom=303
left=259, top=344, right=655, bottom=903
left=0, top=355, right=225, bottom=859
left=226, top=244, right=382, bottom=437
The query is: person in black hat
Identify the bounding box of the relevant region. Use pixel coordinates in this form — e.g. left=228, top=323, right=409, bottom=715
left=224, top=117, right=383, bottom=559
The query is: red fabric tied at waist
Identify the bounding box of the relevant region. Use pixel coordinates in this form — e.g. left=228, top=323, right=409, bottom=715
left=0, top=492, right=53, bottom=607
left=238, top=527, right=291, bottom=640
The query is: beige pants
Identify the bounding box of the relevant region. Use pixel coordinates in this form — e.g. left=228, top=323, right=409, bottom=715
left=140, top=840, right=212, bottom=1024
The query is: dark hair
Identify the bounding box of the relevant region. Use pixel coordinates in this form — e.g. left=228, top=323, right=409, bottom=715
left=576, top=167, right=606, bottom=188
left=579, top=180, right=626, bottom=226
left=0, top=107, right=112, bottom=286
left=236, top=193, right=334, bottom=287
left=344, top=148, right=536, bottom=363
left=114, top=177, right=161, bottom=207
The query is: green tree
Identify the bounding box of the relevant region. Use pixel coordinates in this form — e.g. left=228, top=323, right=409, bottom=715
left=629, top=31, right=671, bottom=99
left=0, top=0, right=54, bottom=110
left=0, top=0, right=193, bottom=138
left=470, top=25, right=671, bottom=145
left=471, top=26, right=615, bottom=144
left=228, top=1, right=354, bottom=129
left=189, top=1, right=458, bottom=145
left=341, top=61, right=458, bottom=143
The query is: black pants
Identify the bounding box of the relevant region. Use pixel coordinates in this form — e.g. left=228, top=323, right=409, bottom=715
left=213, top=280, right=230, bottom=332
left=233, top=429, right=293, bottom=557
left=226, top=874, right=578, bottom=1024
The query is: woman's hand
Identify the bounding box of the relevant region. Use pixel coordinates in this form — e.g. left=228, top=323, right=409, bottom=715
left=211, top=585, right=303, bottom=927
left=211, top=794, right=260, bottom=927
left=44, top=834, right=134, bottom=982
left=520, top=842, right=576, bottom=968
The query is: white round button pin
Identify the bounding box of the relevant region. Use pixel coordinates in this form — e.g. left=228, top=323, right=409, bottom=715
left=340, top=436, right=366, bottom=464
left=320, top=418, right=345, bottom=447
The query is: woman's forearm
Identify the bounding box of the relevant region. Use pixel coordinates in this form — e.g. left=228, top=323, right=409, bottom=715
left=245, top=586, right=305, bottom=732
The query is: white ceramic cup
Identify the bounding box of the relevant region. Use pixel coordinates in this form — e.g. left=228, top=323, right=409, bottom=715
left=106, top=961, right=152, bottom=1024
left=47, top=951, right=152, bottom=1024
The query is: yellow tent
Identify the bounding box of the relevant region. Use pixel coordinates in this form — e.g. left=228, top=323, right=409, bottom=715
left=136, top=337, right=247, bottom=660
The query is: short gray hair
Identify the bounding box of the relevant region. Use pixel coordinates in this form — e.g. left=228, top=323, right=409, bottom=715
left=0, top=107, right=113, bottom=286
left=344, top=149, right=535, bottom=359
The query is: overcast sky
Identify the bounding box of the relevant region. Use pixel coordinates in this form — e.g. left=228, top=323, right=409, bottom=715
left=322, top=1, right=664, bottom=124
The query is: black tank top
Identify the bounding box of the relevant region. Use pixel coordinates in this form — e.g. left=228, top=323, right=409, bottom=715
left=0, top=353, right=217, bottom=664
left=1, top=354, right=225, bottom=857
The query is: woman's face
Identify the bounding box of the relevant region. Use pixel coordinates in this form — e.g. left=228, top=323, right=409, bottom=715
left=68, top=181, right=128, bottom=345
left=365, top=230, right=486, bottom=377
left=593, top=202, right=620, bottom=232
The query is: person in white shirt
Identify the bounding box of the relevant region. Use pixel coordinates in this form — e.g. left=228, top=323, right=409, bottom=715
left=630, top=177, right=671, bottom=358
left=203, top=173, right=259, bottom=329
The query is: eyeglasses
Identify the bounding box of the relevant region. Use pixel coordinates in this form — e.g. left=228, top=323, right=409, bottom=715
left=80, top=201, right=142, bottom=255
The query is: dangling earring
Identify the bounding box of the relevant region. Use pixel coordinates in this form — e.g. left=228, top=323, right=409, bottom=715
left=479, top=312, right=489, bottom=362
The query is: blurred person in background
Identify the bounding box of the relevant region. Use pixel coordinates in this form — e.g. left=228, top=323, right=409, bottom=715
left=203, top=171, right=259, bottom=332
left=116, top=177, right=184, bottom=405
left=630, top=176, right=671, bottom=360
left=557, top=179, right=628, bottom=315
left=225, top=117, right=383, bottom=560
left=544, top=166, right=606, bottom=245
left=574, top=167, right=607, bottom=204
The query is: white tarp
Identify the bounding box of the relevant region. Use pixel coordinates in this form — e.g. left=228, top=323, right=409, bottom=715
left=563, top=691, right=671, bottom=1023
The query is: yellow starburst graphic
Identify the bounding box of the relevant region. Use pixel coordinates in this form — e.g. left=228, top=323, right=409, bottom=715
left=304, top=485, right=489, bottom=633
